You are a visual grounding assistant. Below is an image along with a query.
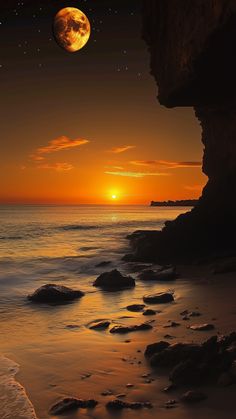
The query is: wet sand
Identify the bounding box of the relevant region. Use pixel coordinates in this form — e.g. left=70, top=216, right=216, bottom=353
left=1, top=264, right=236, bottom=418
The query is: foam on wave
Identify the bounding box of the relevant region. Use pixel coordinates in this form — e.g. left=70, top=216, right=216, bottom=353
left=0, top=355, right=37, bottom=419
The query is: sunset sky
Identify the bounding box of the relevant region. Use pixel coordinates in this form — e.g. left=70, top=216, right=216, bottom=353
left=0, top=0, right=206, bottom=204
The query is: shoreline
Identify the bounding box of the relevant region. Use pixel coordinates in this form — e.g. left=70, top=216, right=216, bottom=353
left=2, top=262, right=236, bottom=418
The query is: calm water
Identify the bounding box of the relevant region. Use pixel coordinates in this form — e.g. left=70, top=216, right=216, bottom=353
left=0, top=205, right=189, bottom=419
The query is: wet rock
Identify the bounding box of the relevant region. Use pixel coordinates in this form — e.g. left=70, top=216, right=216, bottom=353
left=49, top=398, right=98, bottom=415
left=143, top=292, right=174, bottom=304
left=93, top=269, right=135, bottom=291
left=110, top=323, right=152, bottom=334
left=89, top=321, right=110, bottom=330
left=189, top=311, right=202, bottom=317
left=96, top=261, right=111, bottom=268
left=165, top=399, right=178, bottom=409
left=139, top=267, right=177, bottom=281
left=28, top=284, right=84, bottom=304
left=126, top=383, right=134, bottom=388
left=143, top=309, right=156, bottom=316
left=126, top=304, right=145, bottom=312
left=163, top=384, right=177, bottom=393
left=145, top=341, right=170, bottom=358
left=189, top=323, right=215, bottom=331
left=180, top=391, right=207, bottom=403
left=149, top=343, right=203, bottom=368
left=170, top=359, right=206, bottom=385
left=106, top=399, right=153, bottom=410
left=101, top=390, right=113, bottom=396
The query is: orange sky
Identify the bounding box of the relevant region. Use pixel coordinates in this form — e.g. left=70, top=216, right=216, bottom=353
left=0, top=1, right=207, bottom=205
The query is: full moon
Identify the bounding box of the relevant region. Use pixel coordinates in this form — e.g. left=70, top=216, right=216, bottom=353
left=53, top=7, right=91, bottom=52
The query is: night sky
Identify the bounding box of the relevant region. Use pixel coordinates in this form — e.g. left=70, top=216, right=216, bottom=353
left=0, top=1, right=205, bottom=204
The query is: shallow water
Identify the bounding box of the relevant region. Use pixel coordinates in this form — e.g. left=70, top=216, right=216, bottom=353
left=1, top=204, right=211, bottom=419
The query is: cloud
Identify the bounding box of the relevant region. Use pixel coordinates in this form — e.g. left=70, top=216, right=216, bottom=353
left=108, top=145, right=136, bottom=154
left=37, top=162, right=74, bottom=171
left=130, top=160, right=202, bottom=168
left=105, top=171, right=170, bottom=178
left=30, top=136, right=89, bottom=160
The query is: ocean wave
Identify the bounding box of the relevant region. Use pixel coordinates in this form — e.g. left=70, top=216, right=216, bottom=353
left=0, top=355, right=37, bottom=419
left=59, top=224, right=99, bottom=231
left=0, top=236, right=23, bottom=241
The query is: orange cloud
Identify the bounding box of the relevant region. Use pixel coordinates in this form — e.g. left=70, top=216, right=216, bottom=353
left=130, top=160, right=202, bottom=168
left=108, top=145, right=136, bottom=154
left=37, top=162, right=74, bottom=171
left=30, top=136, right=89, bottom=160
left=105, top=171, right=170, bottom=178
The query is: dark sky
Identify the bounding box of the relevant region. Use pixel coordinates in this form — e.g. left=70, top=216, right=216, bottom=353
left=0, top=0, right=204, bottom=204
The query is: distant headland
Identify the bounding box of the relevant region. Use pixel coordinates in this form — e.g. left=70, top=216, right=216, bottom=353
left=150, top=200, right=198, bottom=207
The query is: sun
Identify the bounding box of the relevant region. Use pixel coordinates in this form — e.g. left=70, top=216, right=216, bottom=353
left=112, top=194, right=117, bottom=200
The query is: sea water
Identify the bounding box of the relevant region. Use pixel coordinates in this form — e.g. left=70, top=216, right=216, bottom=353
left=0, top=205, right=188, bottom=418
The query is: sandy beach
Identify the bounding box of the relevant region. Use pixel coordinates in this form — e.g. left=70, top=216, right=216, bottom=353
left=1, top=262, right=236, bottom=419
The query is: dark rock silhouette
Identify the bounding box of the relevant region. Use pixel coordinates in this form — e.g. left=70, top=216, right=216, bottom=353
left=143, top=292, right=174, bottom=304
left=106, top=400, right=153, bottom=410
left=49, top=398, right=98, bottom=415
left=145, top=333, right=236, bottom=386
left=28, top=284, right=84, bottom=304
left=126, top=304, right=146, bottom=312
left=110, top=323, right=153, bottom=334
left=127, top=0, right=236, bottom=263
left=93, top=269, right=135, bottom=291
left=89, top=321, right=110, bottom=330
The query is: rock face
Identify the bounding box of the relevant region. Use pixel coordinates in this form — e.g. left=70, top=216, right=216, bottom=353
left=128, top=1, right=236, bottom=263
left=145, top=333, right=236, bottom=386
left=110, top=323, right=152, bottom=334
left=28, top=284, right=84, bottom=304
left=49, top=398, right=98, bottom=415
left=93, top=270, right=135, bottom=291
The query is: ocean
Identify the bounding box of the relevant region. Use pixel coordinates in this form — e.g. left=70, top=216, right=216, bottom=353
left=0, top=204, right=189, bottom=419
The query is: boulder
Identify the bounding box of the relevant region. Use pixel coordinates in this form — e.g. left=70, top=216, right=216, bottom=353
left=189, top=324, right=215, bottom=331
left=89, top=321, right=110, bottom=330
left=49, top=398, right=98, bottom=415
left=143, top=309, right=157, bottom=316
left=93, top=269, right=135, bottom=291
left=126, top=304, right=145, bottom=312
left=143, top=292, right=174, bottom=304
left=28, top=284, right=84, bottom=304
left=145, top=341, right=170, bottom=358
left=110, top=323, right=152, bottom=334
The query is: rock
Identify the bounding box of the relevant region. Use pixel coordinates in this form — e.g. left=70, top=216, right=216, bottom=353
left=96, top=261, right=111, bottom=268
left=145, top=341, right=170, bottom=358
left=126, top=383, right=134, bottom=388
left=49, top=398, right=98, bottom=415
left=89, top=321, right=110, bottom=330
left=101, top=390, right=113, bottom=396
left=126, top=304, right=145, bottom=312
left=93, top=269, right=135, bottom=291
left=28, top=284, right=84, bottom=304
left=163, top=384, right=177, bottom=393
left=110, top=323, right=152, bottom=334
left=189, top=324, right=215, bottom=331
left=170, top=359, right=206, bottom=385
left=143, top=309, right=156, bottom=316
left=143, top=292, right=174, bottom=304
left=106, top=399, right=153, bottom=410
left=180, top=391, right=207, bottom=403
left=139, top=267, right=177, bottom=281
left=149, top=343, right=203, bottom=368
left=189, top=311, right=202, bottom=317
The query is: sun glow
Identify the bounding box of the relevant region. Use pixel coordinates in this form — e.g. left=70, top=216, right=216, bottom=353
left=112, top=194, right=117, bottom=200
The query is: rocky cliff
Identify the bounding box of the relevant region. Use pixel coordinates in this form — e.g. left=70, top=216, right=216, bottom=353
left=127, top=0, right=236, bottom=263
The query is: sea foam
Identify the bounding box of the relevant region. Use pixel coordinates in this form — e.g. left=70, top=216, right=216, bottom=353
left=0, top=355, right=37, bottom=419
